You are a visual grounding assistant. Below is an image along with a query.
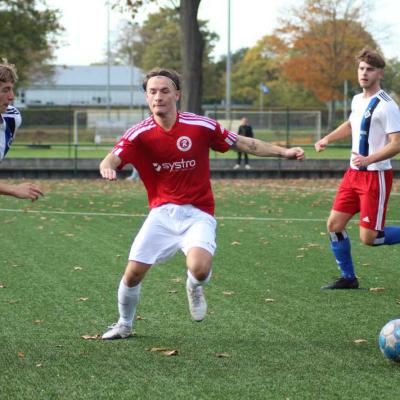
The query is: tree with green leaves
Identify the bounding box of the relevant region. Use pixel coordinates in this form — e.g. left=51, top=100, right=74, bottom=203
left=0, top=0, right=63, bottom=85
left=114, top=0, right=205, bottom=113
left=111, top=4, right=219, bottom=109
left=229, top=35, right=322, bottom=108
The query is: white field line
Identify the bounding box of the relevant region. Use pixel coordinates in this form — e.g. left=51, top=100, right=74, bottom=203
left=2, top=207, right=400, bottom=224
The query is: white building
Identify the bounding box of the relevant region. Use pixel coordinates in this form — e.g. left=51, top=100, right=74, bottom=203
left=19, top=65, right=147, bottom=107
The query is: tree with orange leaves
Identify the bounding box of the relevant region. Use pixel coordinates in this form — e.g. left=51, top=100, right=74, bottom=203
left=274, top=0, right=378, bottom=129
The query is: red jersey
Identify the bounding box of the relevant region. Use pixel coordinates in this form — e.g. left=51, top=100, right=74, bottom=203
left=112, top=112, right=238, bottom=215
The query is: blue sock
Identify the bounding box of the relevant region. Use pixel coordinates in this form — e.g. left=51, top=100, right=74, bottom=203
left=374, top=226, right=400, bottom=245
left=329, top=231, right=355, bottom=279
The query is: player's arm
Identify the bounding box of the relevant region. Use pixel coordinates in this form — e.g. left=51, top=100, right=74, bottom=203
left=232, top=136, right=305, bottom=160
left=314, top=121, right=352, bottom=152
left=99, top=153, right=122, bottom=181
left=0, top=181, right=43, bottom=201
left=352, top=132, right=400, bottom=168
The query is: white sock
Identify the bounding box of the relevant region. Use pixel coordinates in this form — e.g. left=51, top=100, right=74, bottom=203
left=117, top=279, right=141, bottom=327
left=187, top=269, right=212, bottom=289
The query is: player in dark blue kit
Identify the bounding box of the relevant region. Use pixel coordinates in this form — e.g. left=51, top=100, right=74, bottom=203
left=0, top=60, right=43, bottom=201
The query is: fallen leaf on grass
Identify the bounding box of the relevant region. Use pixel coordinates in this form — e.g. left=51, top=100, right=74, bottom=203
left=223, top=291, right=235, bottom=296
left=33, top=320, right=44, bottom=325
left=81, top=334, right=102, bottom=340
left=78, top=297, right=89, bottom=301
left=215, top=352, right=230, bottom=358
left=145, top=347, right=179, bottom=356
left=136, top=315, right=146, bottom=320
left=354, top=339, right=367, bottom=344
left=167, top=290, right=178, bottom=294
left=36, top=363, right=43, bottom=368
left=171, top=277, right=183, bottom=283
left=73, top=266, right=83, bottom=271
left=369, top=287, right=385, bottom=292
left=296, top=255, right=304, bottom=259
left=18, top=352, right=25, bottom=359
left=9, top=299, right=19, bottom=304
left=0, top=283, right=6, bottom=289
left=265, top=298, right=275, bottom=303
left=230, top=241, right=241, bottom=246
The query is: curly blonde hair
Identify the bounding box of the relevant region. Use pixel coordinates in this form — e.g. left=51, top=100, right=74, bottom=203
left=0, top=59, right=18, bottom=83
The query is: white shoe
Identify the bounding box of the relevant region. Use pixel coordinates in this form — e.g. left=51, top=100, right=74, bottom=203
left=102, top=322, right=133, bottom=340
left=186, top=283, right=207, bottom=322
left=233, top=164, right=240, bottom=170
left=245, top=164, right=251, bottom=170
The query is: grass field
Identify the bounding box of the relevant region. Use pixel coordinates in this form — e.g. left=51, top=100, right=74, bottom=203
left=8, top=142, right=355, bottom=160
left=1, top=179, right=400, bottom=399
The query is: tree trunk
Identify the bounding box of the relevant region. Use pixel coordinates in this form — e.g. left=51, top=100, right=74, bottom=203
left=179, top=0, right=204, bottom=114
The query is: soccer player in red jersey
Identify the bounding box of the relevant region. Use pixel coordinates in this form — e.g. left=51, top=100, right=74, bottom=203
left=100, top=68, right=305, bottom=339
left=315, top=48, right=400, bottom=289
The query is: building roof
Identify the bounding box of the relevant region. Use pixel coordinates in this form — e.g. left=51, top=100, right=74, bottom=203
left=34, top=65, right=144, bottom=87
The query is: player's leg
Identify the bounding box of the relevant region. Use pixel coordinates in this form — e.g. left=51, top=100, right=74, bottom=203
left=102, top=261, right=151, bottom=340
left=323, top=169, right=360, bottom=289
left=182, top=209, right=217, bottom=321
left=359, top=170, right=400, bottom=246
left=323, top=210, right=359, bottom=289
left=186, top=247, right=213, bottom=321
left=103, top=206, right=180, bottom=339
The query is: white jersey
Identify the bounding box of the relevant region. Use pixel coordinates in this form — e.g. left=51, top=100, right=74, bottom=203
left=349, top=89, right=400, bottom=171
left=0, top=105, right=21, bottom=161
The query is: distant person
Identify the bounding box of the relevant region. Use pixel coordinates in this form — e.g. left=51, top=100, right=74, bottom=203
left=314, top=48, right=400, bottom=289
left=0, top=60, right=43, bottom=201
left=99, top=67, right=305, bottom=340
left=234, top=117, right=254, bottom=170
left=125, top=166, right=140, bottom=182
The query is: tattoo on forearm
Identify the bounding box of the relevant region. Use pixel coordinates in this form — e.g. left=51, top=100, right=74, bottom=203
left=249, top=140, right=257, bottom=152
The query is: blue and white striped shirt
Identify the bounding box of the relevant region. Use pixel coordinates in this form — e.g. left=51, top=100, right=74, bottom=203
left=0, top=105, right=21, bottom=161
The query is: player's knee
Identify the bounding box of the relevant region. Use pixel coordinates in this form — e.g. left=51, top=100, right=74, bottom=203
left=190, top=264, right=211, bottom=282
left=359, top=232, right=376, bottom=246
left=327, top=219, right=344, bottom=233
left=124, top=262, right=149, bottom=286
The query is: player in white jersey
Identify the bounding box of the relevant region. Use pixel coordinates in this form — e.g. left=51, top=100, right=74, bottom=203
left=314, top=48, right=400, bottom=289
left=0, top=60, right=43, bottom=201
left=99, top=68, right=305, bottom=339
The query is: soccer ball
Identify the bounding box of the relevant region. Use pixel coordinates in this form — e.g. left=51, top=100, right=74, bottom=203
left=378, top=319, right=400, bottom=362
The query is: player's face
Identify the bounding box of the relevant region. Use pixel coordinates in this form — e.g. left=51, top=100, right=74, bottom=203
left=145, top=76, right=180, bottom=117
left=358, top=61, right=383, bottom=92
left=0, top=81, right=14, bottom=113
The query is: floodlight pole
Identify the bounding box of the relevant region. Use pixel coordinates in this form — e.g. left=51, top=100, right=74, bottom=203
left=225, top=0, right=231, bottom=128
left=107, top=0, right=111, bottom=120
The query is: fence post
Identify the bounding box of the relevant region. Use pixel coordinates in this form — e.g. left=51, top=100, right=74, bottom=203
left=74, top=143, right=78, bottom=177
left=286, top=107, right=290, bottom=148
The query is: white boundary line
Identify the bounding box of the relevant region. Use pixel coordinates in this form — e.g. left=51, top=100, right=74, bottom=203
left=2, top=207, right=400, bottom=223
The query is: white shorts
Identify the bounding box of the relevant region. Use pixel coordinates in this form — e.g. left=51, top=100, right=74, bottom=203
left=128, top=203, right=217, bottom=265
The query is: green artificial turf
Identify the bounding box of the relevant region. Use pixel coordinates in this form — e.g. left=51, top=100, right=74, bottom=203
left=1, top=179, right=400, bottom=399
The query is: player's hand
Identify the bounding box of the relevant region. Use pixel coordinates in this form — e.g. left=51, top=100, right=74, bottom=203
left=351, top=151, right=370, bottom=168
left=284, top=147, right=305, bottom=161
left=314, top=138, right=328, bottom=152
left=100, top=167, right=117, bottom=181
left=13, top=183, right=44, bottom=202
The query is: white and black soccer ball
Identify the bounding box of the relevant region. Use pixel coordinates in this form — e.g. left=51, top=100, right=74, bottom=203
left=378, top=319, right=400, bottom=362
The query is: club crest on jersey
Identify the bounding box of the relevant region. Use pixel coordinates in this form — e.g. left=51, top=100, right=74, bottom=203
left=176, top=136, right=192, bottom=152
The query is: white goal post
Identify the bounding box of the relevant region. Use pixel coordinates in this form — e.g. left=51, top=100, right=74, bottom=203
left=204, top=110, right=322, bottom=145
left=73, top=109, right=148, bottom=144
